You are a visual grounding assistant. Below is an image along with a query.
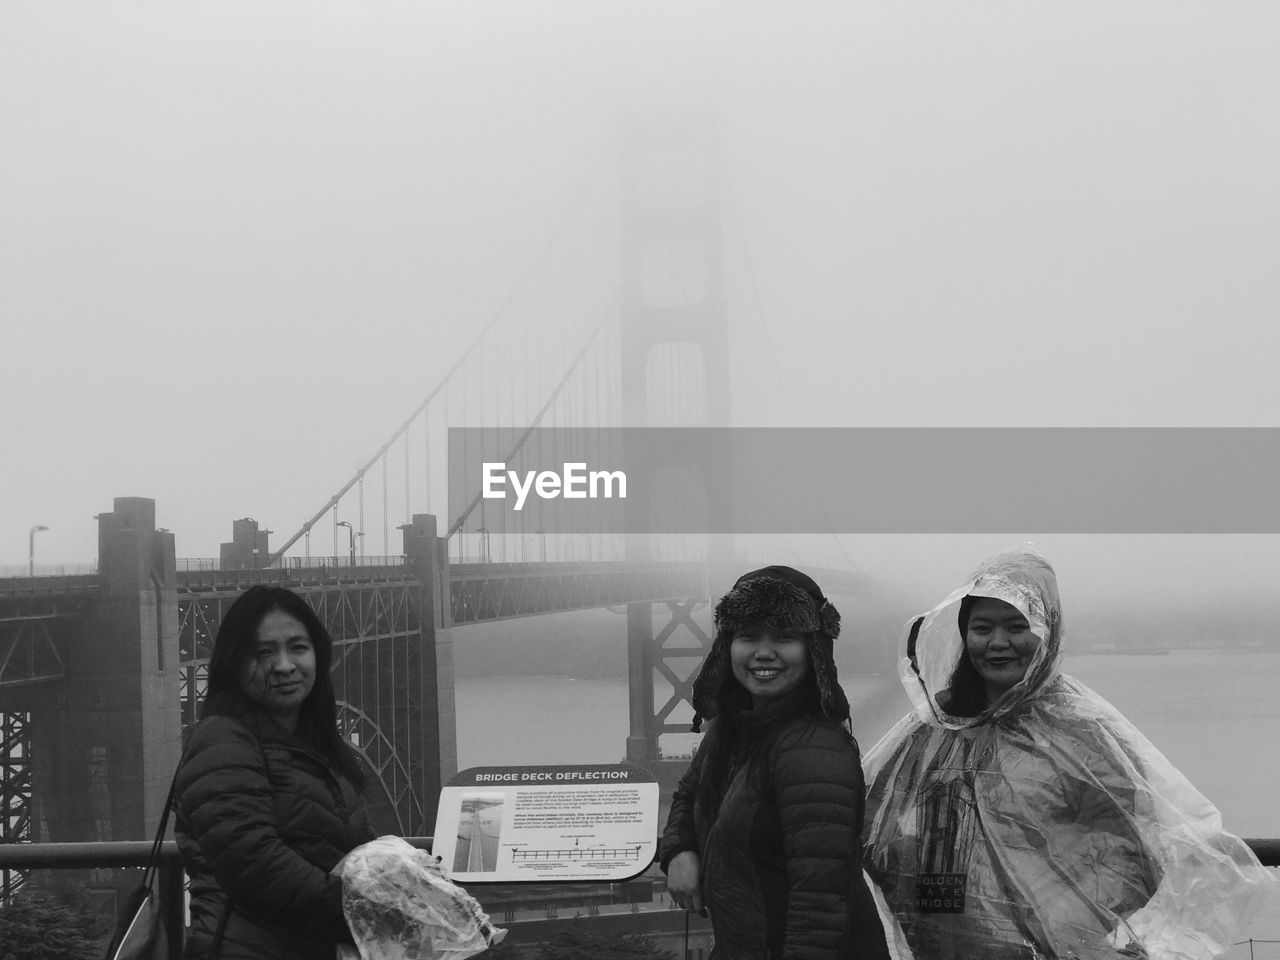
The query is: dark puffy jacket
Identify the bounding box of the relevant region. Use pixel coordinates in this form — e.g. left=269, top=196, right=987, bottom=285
left=661, top=701, right=889, bottom=960
left=175, top=711, right=376, bottom=960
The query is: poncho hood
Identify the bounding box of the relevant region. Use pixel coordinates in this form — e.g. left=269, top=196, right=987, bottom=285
left=904, top=545, right=1063, bottom=728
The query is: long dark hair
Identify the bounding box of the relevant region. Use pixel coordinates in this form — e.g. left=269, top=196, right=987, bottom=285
left=941, top=595, right=988, bottom=717
left=205, top=585, right=366, bottom=790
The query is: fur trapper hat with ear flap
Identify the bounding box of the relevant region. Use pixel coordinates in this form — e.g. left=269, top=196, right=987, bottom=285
left=690, top=565, right=850, bottom=731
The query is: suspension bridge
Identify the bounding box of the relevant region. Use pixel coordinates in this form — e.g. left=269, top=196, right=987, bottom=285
left=0, top=117, right=871, bottom=909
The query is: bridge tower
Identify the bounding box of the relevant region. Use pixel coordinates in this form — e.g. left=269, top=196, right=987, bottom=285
left=620, top=112, right=730, bottom=765
left=0, top=499, right=182, bottom=903
left=73, top=499, right=183, bottom=843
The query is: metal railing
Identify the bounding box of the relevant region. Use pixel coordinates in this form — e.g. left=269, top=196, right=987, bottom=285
left=1, top=838, right=1275, bottom=959
left=175, top=556, right=409, bottom=572
left=0, top=836, right=433, bottom=960
left=0, top=564, right=98, bottom=578
left=0, top=573, right=103, bottom=598
left=175, top=558, right=417, bottom=592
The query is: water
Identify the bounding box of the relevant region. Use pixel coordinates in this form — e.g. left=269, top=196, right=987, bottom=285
left=456, top=676, right=641, bottom=767
left=457, top=652, right=1280, bottom=833
left=456, top=649, right=1280, bottom=956
left=1067, top=651, right=1280, bottom=838
left=1068, top=650, right=1280, bottom=958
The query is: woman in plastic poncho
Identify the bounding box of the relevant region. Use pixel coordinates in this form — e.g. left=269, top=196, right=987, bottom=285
left=863, top=546, right=1274, bottom=960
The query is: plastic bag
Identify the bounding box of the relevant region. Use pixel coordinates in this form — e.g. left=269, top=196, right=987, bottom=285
left=338, top=835, right=507, bottom=960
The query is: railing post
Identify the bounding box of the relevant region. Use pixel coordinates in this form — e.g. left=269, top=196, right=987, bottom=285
left=160, top=859, right=185, bottom=959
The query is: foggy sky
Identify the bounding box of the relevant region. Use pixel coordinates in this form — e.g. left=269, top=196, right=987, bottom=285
left=3, top=3, right=1278, bottom=612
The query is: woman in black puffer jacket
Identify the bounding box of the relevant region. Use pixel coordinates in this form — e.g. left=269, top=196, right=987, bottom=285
left=660, top=567, right=890, bottom=960
left=175, top=585, right=376, bottom=960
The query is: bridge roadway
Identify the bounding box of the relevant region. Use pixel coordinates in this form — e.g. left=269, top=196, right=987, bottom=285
left=1, top=559, right=869, bottom=690
left=172, top=558, right=717, bottom=625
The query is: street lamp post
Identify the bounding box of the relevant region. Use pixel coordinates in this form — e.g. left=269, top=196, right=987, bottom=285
left=28, top=525, right=48, bottom=578
left=335, top=521, right=356, bottom=566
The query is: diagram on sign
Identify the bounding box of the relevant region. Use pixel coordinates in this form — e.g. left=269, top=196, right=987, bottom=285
left=432, top=765, right=659, bottom=883
left=453, top=793, right=505, bottom=873
left=510, top=839, right=646, bottom=862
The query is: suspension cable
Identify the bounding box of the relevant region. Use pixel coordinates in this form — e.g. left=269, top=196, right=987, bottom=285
left=269, top=153, right=610, bottom=562
left=446, top=287, right=621, bottom=539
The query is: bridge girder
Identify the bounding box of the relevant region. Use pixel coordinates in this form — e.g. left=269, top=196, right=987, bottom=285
left=448, top=561, right=708, bottom=625
left=0, top=615, right=67, bottom=689
left=0, top=710, right=32, bottom=900
left=0, top=589, right=98, bottom=699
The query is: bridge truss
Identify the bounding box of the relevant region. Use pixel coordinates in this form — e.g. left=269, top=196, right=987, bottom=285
left=0, top=712, right=31, bottom=900
left=0, top=581, right=100, bottom=900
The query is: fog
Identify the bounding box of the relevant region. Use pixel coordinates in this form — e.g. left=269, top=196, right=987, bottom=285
left=3, top=3, right=1278, bottom=617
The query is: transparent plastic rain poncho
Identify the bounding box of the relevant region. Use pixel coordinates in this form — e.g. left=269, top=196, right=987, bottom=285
left=863, top=547, right=1276, bottom=960
left=338, top=836, right=506, bottom=960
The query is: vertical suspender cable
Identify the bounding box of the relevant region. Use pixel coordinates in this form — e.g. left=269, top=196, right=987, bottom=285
left=444, top=387, right=452, bottom=562
left=424, top=402, right=432, bottom=516
left=270, top=150, right=607, bottom=564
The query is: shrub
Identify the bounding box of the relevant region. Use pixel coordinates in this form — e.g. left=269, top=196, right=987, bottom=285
left=0, top=892, right=105, bottom=960
left=530, top=927, right=675, bottom=960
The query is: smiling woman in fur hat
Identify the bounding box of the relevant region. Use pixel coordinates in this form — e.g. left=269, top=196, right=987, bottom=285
left=659, top=566, right=890, bottom=960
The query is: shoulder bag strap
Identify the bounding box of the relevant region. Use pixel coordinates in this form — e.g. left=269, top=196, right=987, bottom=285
left=140, top=774, right=178, bottom=890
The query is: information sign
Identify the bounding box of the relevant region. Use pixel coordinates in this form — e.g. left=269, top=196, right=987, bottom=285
left=431, top=764, right=659, bottom=883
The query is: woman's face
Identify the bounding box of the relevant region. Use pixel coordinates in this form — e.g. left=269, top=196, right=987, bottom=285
left=964, top=597, right=1041, bottom=701
left=240, top=608, right=317, bottom=728
left=730, top=624, right=809, bottom=705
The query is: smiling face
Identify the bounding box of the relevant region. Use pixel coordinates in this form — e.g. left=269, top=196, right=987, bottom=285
left=964, top=597, right=1042, bottom=702
left=240, top=608, right=317, bottom=731
left=730, top=624, right=810, bottom=706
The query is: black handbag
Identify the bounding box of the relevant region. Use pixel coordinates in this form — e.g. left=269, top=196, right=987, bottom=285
left=103, top=778, right=176, bottom=960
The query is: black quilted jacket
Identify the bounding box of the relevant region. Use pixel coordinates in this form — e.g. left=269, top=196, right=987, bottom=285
left=661, top=698, right=889, bottom=960
left=175, top=710, right=375, bottom=960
